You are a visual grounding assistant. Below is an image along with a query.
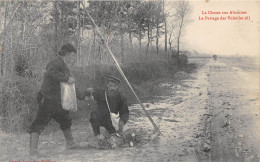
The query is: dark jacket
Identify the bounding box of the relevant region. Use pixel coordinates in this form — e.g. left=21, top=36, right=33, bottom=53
left=87, top=89, right=129, bottom=124
left=39, top=56, right=83, bottom=103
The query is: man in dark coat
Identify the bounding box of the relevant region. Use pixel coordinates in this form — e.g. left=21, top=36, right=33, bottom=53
left=85, top=75, right=129, bottom=146
left=28, top=43, right=84, bottom=156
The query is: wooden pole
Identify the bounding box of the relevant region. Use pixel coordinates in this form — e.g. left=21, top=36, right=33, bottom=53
left=84, top=7, right=162, bottom=136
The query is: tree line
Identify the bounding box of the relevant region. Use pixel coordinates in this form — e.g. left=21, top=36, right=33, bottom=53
left=0, top=0, right=191, bottom=78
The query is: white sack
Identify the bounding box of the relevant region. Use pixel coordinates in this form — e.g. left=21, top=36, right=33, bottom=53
left=60, top=82, right=77, bottom=112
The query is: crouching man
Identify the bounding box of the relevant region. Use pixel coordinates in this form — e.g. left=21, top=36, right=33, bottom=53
left=28, top=43, right=85, bottom=156
left=84, top=75, right=129, bottom=147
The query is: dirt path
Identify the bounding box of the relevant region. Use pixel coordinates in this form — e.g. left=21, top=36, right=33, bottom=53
left=0, top=57, right=259, bottom=162
left=207, top=58, right=260, bottom=162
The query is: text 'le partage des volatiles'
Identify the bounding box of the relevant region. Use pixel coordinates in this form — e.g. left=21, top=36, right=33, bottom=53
left=199, top=11, right=251, bottom=21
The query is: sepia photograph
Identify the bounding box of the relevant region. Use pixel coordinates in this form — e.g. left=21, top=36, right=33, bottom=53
left=0, top=0, right=259, bottom=161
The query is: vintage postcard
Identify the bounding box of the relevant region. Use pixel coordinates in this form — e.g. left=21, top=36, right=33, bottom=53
left=0, top=0, right=259, bottom=161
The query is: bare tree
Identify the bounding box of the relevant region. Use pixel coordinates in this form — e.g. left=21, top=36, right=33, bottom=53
left=163, top=0, right=167, bottom=55
left=76, top=0, right=80, bottom=66
left=156, top=12, right=159, bottom=55
left=53, top=1, right=59, bottom=55
left=174, top=1, right=192, bottom=55
left=120, top=20, right=124, bottom=63
left=168, top=23, right=175, bottom=59
left=1, top=2, right=8, bottom=77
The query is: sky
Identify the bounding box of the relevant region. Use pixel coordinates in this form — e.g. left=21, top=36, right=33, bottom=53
left=167, top=0, right=260, bottom=56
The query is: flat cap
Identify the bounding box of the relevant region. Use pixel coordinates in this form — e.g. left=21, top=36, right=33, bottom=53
left=105, top=75, right=121, bottom=84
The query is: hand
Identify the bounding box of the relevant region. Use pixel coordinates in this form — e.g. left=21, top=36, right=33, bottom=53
left=87, top=88, right=94, bottom=93
left=37, top=92, right=44, bottom=104
left=85, top=96, right=89, bottom=100
left=85, top=96, right=94, bottom=100
left=118, top=120, right=124, bottom=132
left=97, top=134, right=105, bottom=141
left=84, top=88, right=94, bottom=100
left=67, top=77, right=75, bottom=84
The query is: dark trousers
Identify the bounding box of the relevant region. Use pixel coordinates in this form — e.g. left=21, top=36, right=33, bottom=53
left=90, top=111, right=116, bottom=136
left=29, top=97, right=72, bottom=133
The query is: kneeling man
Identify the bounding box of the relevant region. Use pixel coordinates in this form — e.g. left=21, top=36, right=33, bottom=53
left=85, top=75, right=129, bottom=145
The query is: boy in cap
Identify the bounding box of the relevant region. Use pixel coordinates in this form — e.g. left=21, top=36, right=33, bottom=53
left=28, top=43, right=85, bottom=156
left=84, top=75, right=129, bottom=147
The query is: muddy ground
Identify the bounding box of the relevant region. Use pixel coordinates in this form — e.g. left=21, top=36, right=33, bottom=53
left=0, top=57, right=259, bottom=162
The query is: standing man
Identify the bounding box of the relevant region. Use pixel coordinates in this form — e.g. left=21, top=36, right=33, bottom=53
left=28, top=43, right=84, bottom=156
left=85, top=75, right=129, bottom=147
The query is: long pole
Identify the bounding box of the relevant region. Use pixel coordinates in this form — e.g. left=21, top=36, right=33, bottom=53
left=84, top=6, right=162, bottom=136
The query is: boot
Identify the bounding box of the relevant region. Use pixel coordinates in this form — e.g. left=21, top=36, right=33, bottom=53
left=62, top=128, right=78, bottom=149
left=29, top=132, right=39, bottom=156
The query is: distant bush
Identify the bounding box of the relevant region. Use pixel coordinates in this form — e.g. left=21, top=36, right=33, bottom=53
left=169, top=54, right=197, bottom=73
left=184, top=63, right=197, bottom=73
left=179, top=54, right=188, bottom=67
left=122, top=60, right=170, bottom=83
